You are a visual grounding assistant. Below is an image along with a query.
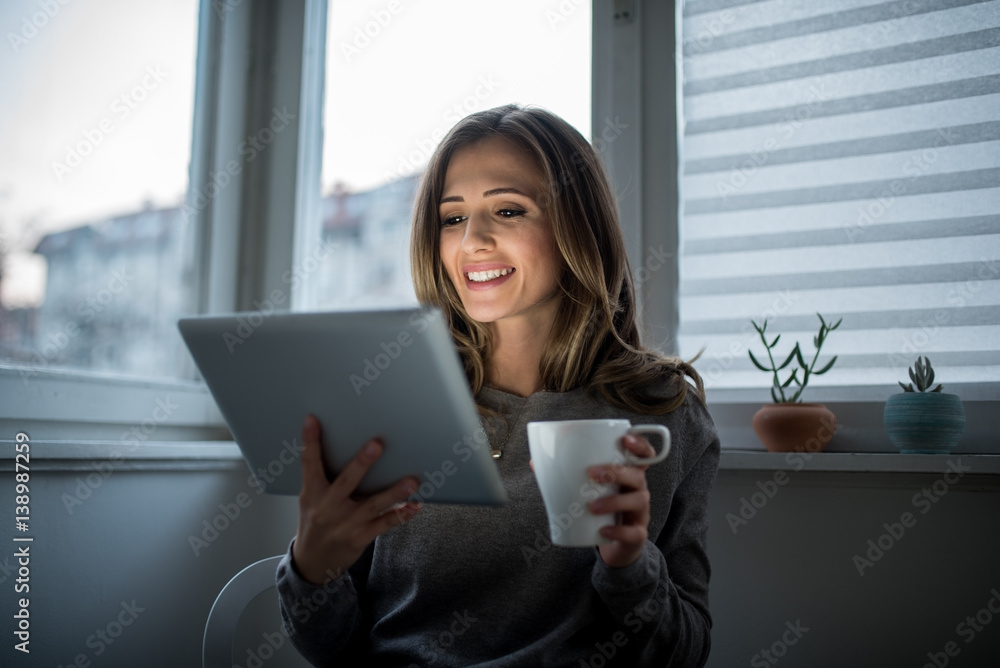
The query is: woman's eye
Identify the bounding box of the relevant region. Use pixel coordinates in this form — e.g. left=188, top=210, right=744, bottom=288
left=497, top=208, right=526, bottom=218
left=441, top=214, right=466, bottom=227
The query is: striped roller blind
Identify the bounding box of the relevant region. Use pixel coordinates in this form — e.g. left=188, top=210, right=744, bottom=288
left=676, top=0, right=1000, bottom=397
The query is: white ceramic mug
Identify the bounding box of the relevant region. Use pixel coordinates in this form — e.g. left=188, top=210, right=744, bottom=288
left=527, top=419, right=670, bottom=547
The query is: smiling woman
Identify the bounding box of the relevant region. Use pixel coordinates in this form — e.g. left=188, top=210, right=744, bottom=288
left=277, top=104, right=721, bottom=667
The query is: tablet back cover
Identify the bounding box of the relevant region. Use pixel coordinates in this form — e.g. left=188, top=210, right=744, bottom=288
left=178, top=308, right=506, bottom=505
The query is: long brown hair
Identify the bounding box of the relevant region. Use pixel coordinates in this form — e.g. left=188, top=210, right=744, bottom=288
left=410, top=104, right=703, bottom=414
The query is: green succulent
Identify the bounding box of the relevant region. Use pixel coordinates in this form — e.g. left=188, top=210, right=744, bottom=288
left=749, top=313, right=842, bottom=403
left=899, top=356, right=943, bottom=393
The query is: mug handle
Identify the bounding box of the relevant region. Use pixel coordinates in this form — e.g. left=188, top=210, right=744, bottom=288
left=622, top=424, right=671, bottom=465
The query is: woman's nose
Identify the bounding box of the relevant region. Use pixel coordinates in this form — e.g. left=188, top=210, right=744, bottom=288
left=461, top=211, right=494, bottom=253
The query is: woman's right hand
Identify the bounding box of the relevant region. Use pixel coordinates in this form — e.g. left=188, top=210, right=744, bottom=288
left=291, top=414, right=422, bottom=585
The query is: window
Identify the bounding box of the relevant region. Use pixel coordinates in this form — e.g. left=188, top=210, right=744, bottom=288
left=3, top=0, right=594, bottom=447
left=0, top=0, right=200, bottom=380
left=676, top=0, right=1000, bottom=404
left=300, top=0, right=592, bottom=311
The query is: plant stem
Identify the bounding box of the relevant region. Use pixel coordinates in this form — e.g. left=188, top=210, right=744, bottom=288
left=790, top=320, right=830, bottom=402
left=790, top=348, right=820, bottom=403
left=753, top=321, right=787, bottom=403
left=765, top=338, right=787, bottom=403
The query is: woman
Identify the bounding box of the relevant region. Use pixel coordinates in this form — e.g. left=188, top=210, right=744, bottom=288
left=277, top=104, right=720, bottom=666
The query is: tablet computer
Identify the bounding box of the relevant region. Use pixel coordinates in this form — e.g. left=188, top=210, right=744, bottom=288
left=177, top=307, right=506, bottom=505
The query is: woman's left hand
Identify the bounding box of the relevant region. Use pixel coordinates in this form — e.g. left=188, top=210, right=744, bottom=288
left=587, top=434, right=656, bottom=568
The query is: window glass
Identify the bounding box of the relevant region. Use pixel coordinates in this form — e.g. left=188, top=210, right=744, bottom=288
left=304, top=0, right=592, bottom=310
left=0, top=0, right=199, bottom=379
left=677, top=0, right=1000, bottom=397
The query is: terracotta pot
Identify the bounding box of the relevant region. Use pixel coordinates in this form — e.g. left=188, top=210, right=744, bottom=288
left=752, top=403, right=837, bottom=453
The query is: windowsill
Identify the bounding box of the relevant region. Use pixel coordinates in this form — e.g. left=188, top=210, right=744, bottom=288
left=0, top=364, right=229, bottom=442
left=0, top=440, right=243, bottom=473
left=704, top=382, right=1000, bottom=404
left=720, top=450, right=1000, bottom=475
left=706, top=394, right=998, bottom=456
left=5, top=438, right=1000, bottom=479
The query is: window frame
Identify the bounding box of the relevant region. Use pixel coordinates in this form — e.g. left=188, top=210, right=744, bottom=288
left=0, top=0, right=326, bottom=451
left=5, top=0, right=995, bottom=458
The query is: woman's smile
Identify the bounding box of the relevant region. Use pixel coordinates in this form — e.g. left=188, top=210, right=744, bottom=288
left=463, top=264, right=515, bottom=290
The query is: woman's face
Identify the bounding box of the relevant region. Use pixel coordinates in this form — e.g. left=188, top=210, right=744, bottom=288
left=438, top=136, right=563, bottom=330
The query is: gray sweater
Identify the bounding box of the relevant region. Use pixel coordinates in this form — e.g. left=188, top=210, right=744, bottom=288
left=277, top=381, right=720, bottom=667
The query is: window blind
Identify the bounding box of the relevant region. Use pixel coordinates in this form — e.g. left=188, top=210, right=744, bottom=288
left=677, top=0, right=1000, bottom=397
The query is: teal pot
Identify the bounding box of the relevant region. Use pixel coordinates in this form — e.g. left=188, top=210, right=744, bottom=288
left=883, top=392, right=965, bottom=454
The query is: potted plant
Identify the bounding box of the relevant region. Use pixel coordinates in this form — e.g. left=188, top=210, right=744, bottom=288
left=748, top=314, right=842, bottom=453
left=884, top=356, right=965, bottom=453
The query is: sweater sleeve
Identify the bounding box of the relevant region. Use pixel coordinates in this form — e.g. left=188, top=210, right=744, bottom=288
left=275, top=540, right=374, bottom=666
left=589, top=399, right=721, bottom=667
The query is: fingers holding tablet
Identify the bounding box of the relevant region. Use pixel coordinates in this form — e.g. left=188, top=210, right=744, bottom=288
left=292, top=414, right=421, bottom=585
left=298, top=414, right=331, bottom=497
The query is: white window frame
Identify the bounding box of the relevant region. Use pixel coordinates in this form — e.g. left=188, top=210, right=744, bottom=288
left=0, top=0, right=326, bottom=457
left=591, top=0, right=999, bottom=454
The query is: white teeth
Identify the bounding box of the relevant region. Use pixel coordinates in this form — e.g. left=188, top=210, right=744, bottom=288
left=466, top=268, right=511, bottom=282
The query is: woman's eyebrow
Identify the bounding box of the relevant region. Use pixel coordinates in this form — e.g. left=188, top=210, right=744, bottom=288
left=439, top=187, right=531, bottom=205
left=483, top=187, right=531, bottom=198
